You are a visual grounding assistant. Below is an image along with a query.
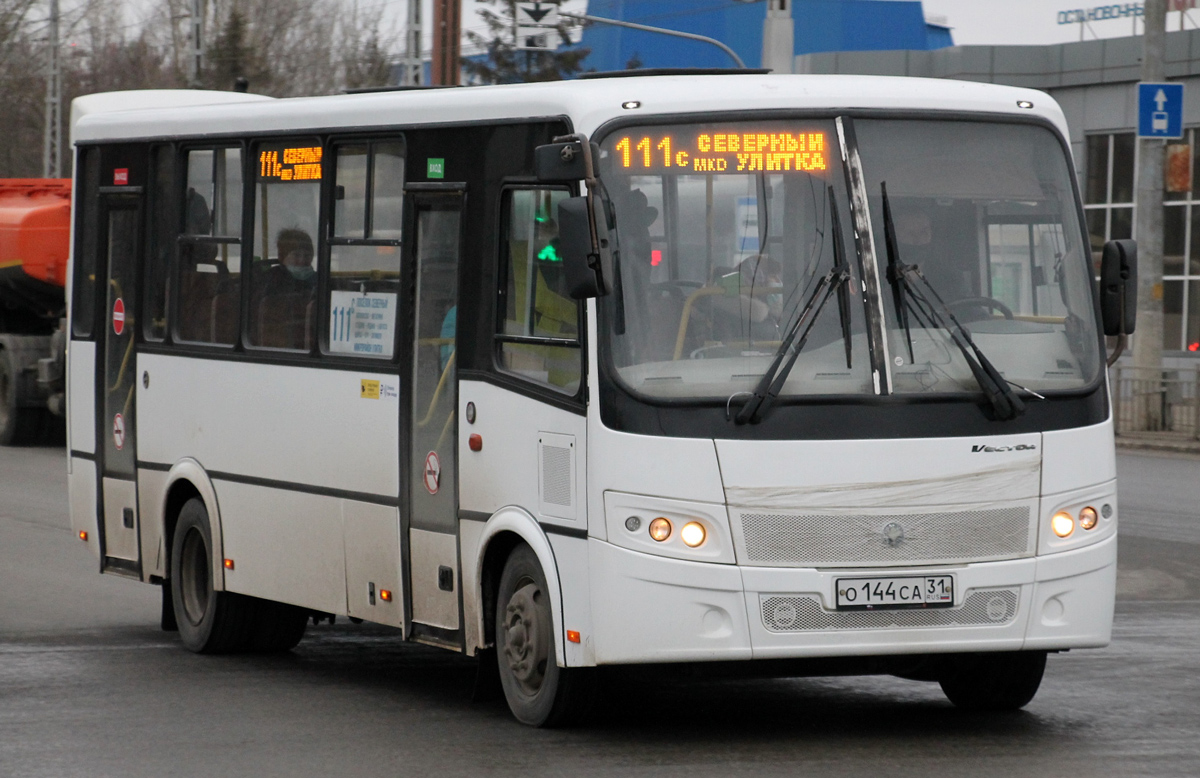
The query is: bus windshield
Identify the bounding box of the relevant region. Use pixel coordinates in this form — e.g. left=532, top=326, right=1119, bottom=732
left=599, top=118, right=1101, bottom=402
left=599, top=120, right=875, bottom=400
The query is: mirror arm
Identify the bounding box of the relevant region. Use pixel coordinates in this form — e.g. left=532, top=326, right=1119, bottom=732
left=553, top=133, right=601, bottom=261
left=1107, top=333, right=1126, bottom=368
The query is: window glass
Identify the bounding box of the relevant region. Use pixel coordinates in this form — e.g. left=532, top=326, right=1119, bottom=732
left=1165, top=280, right=1184, bottom=351
left=1085, top=135, right=1108, bottom=205
left=498, top=189, right=581, bottom=393
left=1110, top=207, right=1133, bottom=240
left=248, top=139, right=322, bottom=350
left=177, top=147, right=242, bottom=345
left=1165, top=205, right=1186, bottom=276
left=372, top=143, right=405, bottom=238
left=334, top=146, right=368, bottom=238
left=144, top=145, right=174, bottom=341
left=854, top=119, right=1101, bottom=394
left=72, top=147, right=100, bottom=338
left=1111, top=132, right=1136, bottom=203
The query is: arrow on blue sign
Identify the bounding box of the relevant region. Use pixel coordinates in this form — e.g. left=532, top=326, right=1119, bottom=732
left=1138, top=82, right=1185, bottom=139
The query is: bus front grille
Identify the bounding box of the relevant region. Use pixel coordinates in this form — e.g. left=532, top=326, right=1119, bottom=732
left=737, top=507, right=1032, bottom=567
left=760, top=589, right=1020, bottom=632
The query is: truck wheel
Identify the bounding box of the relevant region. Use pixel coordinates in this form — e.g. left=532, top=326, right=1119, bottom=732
left=170, top=498, right=255, bottom=653
left=248, top=600, right=308, bottom=653
left=938, top=651, right=1047, bottom=711
left=0, top=348, right=38, bottom=446
left=495, top=543, right=594, bottom=727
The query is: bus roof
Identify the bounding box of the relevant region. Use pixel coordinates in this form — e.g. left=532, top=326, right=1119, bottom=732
left=71, top=75, right=1067, bottom=145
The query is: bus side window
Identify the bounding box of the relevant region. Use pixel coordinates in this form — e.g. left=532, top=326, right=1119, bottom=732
left=144, top=145, right=175, bottom=341
left=71, top=146, right=101, bottom=338
left=496, top=188, right=581, bottom=394
left=326, top=140, right=404, bottom=359
left=247, top=139, right=321, bottom=352
left=176, top=147, right=243, bottom=346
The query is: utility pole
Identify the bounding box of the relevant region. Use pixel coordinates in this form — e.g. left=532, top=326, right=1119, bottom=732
left=761, top=0, right=794, bottom=74
left=42, top=0, right=60, bottom=178
left=188, top=0, right=204, bottom=88
left=1135, top=0, right=1167, bottom=427
left=432, top=0, right=461, bottom=86
left=402, top=0, right=422, bottom=85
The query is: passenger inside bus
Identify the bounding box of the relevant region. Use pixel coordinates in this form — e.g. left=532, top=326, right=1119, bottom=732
left=251, top=228, right=316, bottom=349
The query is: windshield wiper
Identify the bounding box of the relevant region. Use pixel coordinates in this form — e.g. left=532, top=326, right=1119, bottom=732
left=879, top=183, right=1026, bottom=421
left=735, top=193, right=853, bottom=426
left=829, top=186, right=854, bottom=371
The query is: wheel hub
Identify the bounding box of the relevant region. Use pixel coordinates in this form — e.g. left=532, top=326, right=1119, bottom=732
left=503, top=583, right=548, bottom=695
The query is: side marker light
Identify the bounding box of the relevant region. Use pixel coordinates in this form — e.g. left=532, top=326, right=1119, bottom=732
left=649, top=517, right=672, bottom=542
left=567, top=630, right=581, bottom=643
left=78, top=530, right=87, bottom=542
left=224, top=558, right=235, bottom=570
left=380, top=589, right=393, bottom=602
left=1079, top=506, right=1099, bottom=530
left=1051, top=512, right=1074, bottom=538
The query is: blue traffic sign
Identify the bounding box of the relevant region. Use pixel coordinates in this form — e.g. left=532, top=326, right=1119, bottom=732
left=1138, top=82, right=1185, bottom=139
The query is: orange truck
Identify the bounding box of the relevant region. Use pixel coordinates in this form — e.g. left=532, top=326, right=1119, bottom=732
left=0, top=179, right=70, bottom=444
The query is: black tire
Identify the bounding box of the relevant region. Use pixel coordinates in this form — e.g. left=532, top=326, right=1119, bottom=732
left=495, top=544, right=594, bottom=727
left=248, top=600, right=308, bottom=653
left=938, top=651, right=1047, bottom=711
left=0, top=349, right=40, bottom=446
left=170, top=498, right=256, bottom=653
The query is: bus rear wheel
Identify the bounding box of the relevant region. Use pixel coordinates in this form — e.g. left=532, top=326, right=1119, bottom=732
left=495, top=544, right=593, bottom=727
left=170, top=497, right=256, bottom=653
left=938, top=650, right=1047, bottom=711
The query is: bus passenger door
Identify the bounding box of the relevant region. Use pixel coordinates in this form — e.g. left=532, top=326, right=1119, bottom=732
left=406, top=189, right=464, bottom=639
left=97, top=193, right=143, bottom=577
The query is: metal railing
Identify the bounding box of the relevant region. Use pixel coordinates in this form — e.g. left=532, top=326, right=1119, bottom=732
left=1113, top=366, right=1200, bottom=439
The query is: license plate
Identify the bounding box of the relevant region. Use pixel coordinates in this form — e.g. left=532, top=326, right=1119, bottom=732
left=835, top=574, right=954, bottom=610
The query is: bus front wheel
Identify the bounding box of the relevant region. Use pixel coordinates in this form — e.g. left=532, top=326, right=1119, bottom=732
left=170, top=498, right=256, bottom=653
left=495, top=543, right=593, bottom=727
left=938, top=650, right=1047, bottom=711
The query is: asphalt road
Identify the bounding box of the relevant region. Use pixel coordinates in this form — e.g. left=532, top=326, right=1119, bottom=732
left=1, top=444, right=1198, bottom=777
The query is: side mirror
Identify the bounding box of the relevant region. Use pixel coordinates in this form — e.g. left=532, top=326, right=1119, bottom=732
left=535, top=141, right=599, bottom=183
left=1100, top=239, right=1137, bottom=336
left=558, top=195, right=613, bottom=299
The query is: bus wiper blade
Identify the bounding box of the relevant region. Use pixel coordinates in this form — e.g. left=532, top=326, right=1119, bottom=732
left=829, top=186, right=853, bottom=370
left=734, top=264, right=850, bottom=425
left=880, top=182, right=914, bottom=364
left=898, top=265, right=1026, bottom=421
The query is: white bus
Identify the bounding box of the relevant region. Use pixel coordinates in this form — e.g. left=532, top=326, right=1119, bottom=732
left=66, top=73, right=1137, bottom=726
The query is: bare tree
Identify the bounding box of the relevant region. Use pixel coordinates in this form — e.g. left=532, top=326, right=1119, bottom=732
left=463, top=0, right=589, bottom=85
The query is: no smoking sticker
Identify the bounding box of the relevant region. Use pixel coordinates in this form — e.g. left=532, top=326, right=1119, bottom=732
left=112, top=298, right=125, bottom=336
left=112, top=413, right=125, bottom=450
left=423, top=451, right=441, bottom=495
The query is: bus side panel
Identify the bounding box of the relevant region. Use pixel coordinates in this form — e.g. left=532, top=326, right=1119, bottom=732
left=67, top=339, right=95, bottom=453
left=136, top=354, right=399, bottom=617
left=137, top=467, right=169, bottom=580
left=68, top=458, right=99, bottom=561
left=217, top=482, right=346, bottom=615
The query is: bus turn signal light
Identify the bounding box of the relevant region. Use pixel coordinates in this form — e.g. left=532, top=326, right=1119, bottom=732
left=649, top=518, right=671, bottom=542
left=224, top=558, right=235, bottom=570
left=469, top=434, right=483, bottom=451
left=1052, top=512, right=1074, bottom=538
left=1079, top=506, right=1099, bottom=530
left=567, top=630, right=581, bottom=643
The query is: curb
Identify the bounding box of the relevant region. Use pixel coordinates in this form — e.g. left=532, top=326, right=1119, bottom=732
left=1116, top=438, right=1200, bottom=456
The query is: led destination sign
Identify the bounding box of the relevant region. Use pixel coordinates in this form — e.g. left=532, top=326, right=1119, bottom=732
left=258, top=144, right=323, bottom=182
left=611, top=131, right=828, bottom=174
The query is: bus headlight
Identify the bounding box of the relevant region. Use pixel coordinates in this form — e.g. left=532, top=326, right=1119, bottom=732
left=680, top=521, right=706, bottom=548
left=1051, top=511, right=1074, bottom=538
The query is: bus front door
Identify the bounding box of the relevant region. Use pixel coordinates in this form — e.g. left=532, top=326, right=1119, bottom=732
left=406, top=189, right=464, bottom=640
left=96, top=193, right=142, bottom=577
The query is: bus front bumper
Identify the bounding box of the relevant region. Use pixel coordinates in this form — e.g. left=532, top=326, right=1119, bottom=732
left=587, top=533, right=1115, bottom=665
